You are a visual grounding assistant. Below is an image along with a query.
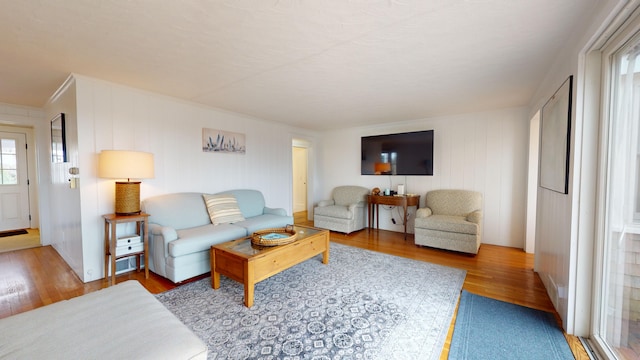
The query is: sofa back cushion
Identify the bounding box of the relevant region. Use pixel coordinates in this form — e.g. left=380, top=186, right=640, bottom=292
left=142, top=192, right=211, bottom=230
left=426, top=190, right=482, bottom=216
left=216, top=189, right=265, bottom=218
left=332, top=186, right=369, bottom=207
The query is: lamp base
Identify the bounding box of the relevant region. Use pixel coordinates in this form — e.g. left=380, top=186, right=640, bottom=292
left=115, top=181, right=141, bottom=216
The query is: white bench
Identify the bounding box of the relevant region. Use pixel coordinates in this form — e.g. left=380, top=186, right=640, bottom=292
left=0, top=281, right=207, bottom=359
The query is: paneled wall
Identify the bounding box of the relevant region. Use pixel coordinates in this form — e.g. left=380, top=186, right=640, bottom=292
left=49, top=74, right=318, bottom=282
left=319, top=107, right=529, bottom=248
left=526, top=0, right=619, bottom=336
left=46, top=78, right=83, bottom=277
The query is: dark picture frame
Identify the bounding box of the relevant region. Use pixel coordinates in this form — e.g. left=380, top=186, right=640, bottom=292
left=539, top=76, right=573, bottom=194
left=51, top=113, right=67, bottom=163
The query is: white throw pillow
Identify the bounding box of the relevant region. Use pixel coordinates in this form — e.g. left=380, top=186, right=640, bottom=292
left=203, top=194, right=245, bottom=225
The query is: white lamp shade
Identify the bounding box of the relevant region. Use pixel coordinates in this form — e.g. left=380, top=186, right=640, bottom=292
left=98, top=150, right=154, bottom=180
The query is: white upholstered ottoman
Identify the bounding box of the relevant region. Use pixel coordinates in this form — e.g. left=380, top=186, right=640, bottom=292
left=0, top=280, right=207, bottom=359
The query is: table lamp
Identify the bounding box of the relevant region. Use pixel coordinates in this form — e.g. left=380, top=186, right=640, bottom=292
left=98, top=150, right=154, bottom=215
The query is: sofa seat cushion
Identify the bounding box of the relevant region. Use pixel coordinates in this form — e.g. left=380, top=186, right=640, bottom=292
left=415, top=214, right=477, bottom=235
left=236, top=214, right=294, bottom=234
left=314, top=205, right=353, bottom=220
left=169, top=224, right=246, bottom=257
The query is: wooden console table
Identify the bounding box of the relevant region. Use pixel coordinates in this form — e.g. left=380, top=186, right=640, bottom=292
left=367, top=194, right=420, bottom=239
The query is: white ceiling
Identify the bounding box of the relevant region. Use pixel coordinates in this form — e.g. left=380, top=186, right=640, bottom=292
left=0, top=0, right=597, bottom=130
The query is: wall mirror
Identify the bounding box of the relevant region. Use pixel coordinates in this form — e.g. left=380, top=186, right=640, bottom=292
left=51, top=113, right=67, bottom=163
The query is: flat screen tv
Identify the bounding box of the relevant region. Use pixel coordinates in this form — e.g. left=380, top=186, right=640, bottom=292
left=361, top=130, right=434, bottom=176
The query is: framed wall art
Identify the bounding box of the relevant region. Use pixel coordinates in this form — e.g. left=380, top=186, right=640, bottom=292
left=539, top=75, right=573, bottom=194
left=202, top=128, right=246, bottom=154
left=51, top=113, right=67, bottom=163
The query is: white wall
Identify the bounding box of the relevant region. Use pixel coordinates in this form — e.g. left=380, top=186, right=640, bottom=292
left=529, top=0, right=621, bottom=335
left=45, top=77, right=84, bottom=278
left=64, top=75, right=318, bottom=282
left=319, top=107, right=529, bottom=248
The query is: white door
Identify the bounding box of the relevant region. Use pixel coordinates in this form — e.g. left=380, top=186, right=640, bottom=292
left=292, top=146, right=308, bottom=213
left=593, top=22, right=640, bottom=359
left=0, top=132, right=30, bottom=231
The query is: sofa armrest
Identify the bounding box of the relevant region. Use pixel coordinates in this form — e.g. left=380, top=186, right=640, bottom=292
left=317, top=199, right=335, bottom=207
left=466, top=210, right=483, bottom=224
left=264, top=207, right=287, bottom=217
left=416, top=207, right=433, bottom=218
left=149, top=224, right=178, bottom=257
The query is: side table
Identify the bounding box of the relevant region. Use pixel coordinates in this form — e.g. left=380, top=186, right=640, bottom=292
left=367, top=194, right=420, bottom=240
left=103, top=212, right=150, bottom=285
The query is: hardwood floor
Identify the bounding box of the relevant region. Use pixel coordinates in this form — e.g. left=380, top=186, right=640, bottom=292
left=0, top=213, right=588, bottom=359
left=0, top=228, right=41, bottom=253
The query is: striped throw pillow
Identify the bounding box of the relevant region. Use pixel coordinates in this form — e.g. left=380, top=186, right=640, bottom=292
left=203, top=194, right=245, bottom=225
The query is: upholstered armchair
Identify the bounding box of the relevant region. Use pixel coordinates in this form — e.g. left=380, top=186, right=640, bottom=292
left=414, top=189, right=483, bottom=254
left=313, top=186, right=370, bottom=234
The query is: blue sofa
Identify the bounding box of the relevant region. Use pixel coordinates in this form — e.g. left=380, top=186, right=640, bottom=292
left=141, top=189, right=293, bottom=283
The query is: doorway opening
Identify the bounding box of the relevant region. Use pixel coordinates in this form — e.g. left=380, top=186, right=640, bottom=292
left=0, top=126, right=40, bottom=252
left=292, top=139, right=310, bottom=224
left=525, top=110, right=540, bottom=254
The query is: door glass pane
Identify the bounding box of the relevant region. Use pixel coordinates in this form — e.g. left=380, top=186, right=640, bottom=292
left=601, top=37, right=640, bottom=360
left=0, top=138, right=17, bottom=185
left=1, top=170, right=16, bottom=184
left=2, top=154, right=16, bottom=169
left=1, top=139, right=15, bottom=154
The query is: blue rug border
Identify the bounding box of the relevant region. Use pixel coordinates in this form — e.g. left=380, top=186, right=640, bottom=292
left=449, top=290, right=574, bottom=360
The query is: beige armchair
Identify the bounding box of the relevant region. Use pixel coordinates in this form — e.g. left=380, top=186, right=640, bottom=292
left=313, top=186, right=369, bottom=234
left=414, top=189, right=483, bottom=254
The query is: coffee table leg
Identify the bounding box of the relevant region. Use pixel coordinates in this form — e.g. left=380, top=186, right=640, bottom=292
left=322, top=233, right=330, bottom=264
left=244, top=262, right=254, bottom=307
left=212, top=271, right=220, bottom=289
left=244, top=284, right=254, bottom=307
left=211, top=248, right=220, bottom=289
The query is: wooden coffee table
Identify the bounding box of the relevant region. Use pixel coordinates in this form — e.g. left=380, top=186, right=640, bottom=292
left=210, top=224, right=330, bottom=307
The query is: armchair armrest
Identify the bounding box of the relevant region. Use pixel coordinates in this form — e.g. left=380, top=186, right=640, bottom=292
left=264, top=207, right=287, bottom=216
left=348, top=201, right=366, bottom=211
left=416, top=207, right=433, bottom=218
left=466, top=210, right=483, bottom=224
left=317, top=199, right=335, bottom=207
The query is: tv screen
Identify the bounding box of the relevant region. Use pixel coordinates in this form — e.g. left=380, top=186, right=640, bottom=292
left=361, top=130, right=434, bottom=176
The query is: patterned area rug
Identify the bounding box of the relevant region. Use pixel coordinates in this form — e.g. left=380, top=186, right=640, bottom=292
left=156, top=243, right=466, bottom=360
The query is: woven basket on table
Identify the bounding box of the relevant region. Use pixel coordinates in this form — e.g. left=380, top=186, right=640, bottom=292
left=251, top=225, right=297, bottom=246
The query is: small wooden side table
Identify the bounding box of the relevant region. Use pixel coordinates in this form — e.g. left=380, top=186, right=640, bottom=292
left=367, top=194, right=420, bottom=240
left=103, top=212, right=150, bottom=286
